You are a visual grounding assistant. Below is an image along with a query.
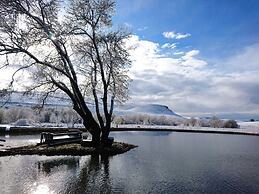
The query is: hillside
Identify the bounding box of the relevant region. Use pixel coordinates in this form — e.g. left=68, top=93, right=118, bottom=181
left=0, top=92, right=182, bottom=117
left=115, top=104, right=182, bottom=117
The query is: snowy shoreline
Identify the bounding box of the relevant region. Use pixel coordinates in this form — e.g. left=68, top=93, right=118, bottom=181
left=112, top=125, right=259, bottom=136
left=1, top=122, right=259, bottom=136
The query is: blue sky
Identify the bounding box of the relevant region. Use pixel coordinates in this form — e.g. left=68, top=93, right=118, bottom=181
left=112, top=0, right=259, bottom=117
left=114, top=0, right=259, bottom=59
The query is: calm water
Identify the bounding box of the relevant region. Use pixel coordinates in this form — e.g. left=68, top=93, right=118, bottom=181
left=1, top=131, right=259, bottom=194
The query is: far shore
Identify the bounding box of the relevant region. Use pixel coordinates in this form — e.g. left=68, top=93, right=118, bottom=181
left=1, top=124, right=259, bottom=136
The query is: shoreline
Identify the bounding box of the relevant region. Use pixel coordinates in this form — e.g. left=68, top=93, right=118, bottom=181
left=112, top=127, right=259, bottom=137
left=0, top=125, right=259, bottom=137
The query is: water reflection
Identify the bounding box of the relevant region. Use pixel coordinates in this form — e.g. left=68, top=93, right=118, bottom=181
left=37, top=157, right=80, bottom=175
left=34, top=155, right=112, bottom=194
left=63, top=155, right=112, bottom=194
left=31, top=183, right=55, bottom=194
left=1, top=132, right=259, bottom=193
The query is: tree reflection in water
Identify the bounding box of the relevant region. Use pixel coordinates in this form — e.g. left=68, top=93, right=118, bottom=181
left=37, top=157, right=80, bottom=175
left=66, top=155, right=112, bottom=194
left=37, top=155, right=112, bottom=194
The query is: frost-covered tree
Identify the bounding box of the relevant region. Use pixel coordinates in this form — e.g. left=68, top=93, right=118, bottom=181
left=208, top=116, right=223, bottom=128
left=61, top=107, right=81, bottom=128
left=0, top=0, right=131, bottom=145
left=4, top=107, right=36, bottom=123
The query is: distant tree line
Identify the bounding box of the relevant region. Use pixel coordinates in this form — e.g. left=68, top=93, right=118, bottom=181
left=0, top=107, right=239, bottom=129
left=0, top=107, right=82, bottom=127
left=113, top=115, right=239, bottom=128
left=183, top=116, right=239, bottom=128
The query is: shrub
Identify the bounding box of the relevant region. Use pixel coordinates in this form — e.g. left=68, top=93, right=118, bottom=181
left=198, top=119, right=210, bottom=127
left=189, top=117, right=197, bottom=127
left=113, top=114, right=180, bottom=126
left=14, top=119, right=35, bottom=126
left=208, top=116, right=224, bottom=128
left=61, top=108, right=81, bottom=127
left=113, top=116, right=125, bottom=125
left=223, top=120, right=238, bottom=128
left=5, top=107, right=36, bottom=123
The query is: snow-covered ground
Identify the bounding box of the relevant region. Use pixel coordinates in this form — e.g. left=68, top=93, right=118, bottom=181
left=115, top=122, right=259, bottom=129
left=238, top=121, right=259, bottom=129
left=1, top=121, right=259, bottom=135
left=113, top=123, right=259, bottom=135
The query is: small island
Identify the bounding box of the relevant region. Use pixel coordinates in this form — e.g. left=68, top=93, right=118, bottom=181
left=0, top=142, right=137, bottom=157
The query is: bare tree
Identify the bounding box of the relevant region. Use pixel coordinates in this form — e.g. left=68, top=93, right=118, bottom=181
left=0, top=0, right=131, bottom=145
left=61, top=107, right=81, bottom=128
left=208, top=116, right=223, bottom=128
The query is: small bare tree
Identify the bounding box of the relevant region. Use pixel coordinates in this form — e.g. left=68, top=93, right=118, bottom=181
left=0, top=0, right=131, bottom=145
left=209, top=116, right=223, bottom=128
left=61, top=107, right=81, bottom=128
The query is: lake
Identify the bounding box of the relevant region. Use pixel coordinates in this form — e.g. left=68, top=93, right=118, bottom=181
left=1, top=131, right=259, bottom=194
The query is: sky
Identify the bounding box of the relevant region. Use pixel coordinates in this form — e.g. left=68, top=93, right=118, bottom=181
left=0, top=0, right=259, bottom=118
left=112, top=0, right=259, bottom=117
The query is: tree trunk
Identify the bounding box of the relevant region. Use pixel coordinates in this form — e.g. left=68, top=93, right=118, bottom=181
left=101, top=121, right=111, bottom=141
left=91, top=130, right=101, bottom=146
left=101, top=96, right=114, bottom=141
left=101, top=130, right=110, bottom=141
left=82, top=118, right=101, bottom=146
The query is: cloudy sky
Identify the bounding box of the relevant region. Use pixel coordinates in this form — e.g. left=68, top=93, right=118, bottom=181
left=112, top=0, right=259, bottom=117
left=0, top=0, right=259, bottom=118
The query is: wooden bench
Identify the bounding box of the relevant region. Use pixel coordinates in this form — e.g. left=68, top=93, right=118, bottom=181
left=40, top=130, right=83, bottom=146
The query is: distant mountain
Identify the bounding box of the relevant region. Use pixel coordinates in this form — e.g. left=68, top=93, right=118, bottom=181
left=5, top=92, right=258, bottom=120
left=114, top=104, right=182, bottom=117
left=0, top=92, right=182, bottom=117
left=0, top=91, right=72, bottom=107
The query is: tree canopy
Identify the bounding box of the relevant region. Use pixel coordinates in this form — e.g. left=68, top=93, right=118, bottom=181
left=0, top=0, right=131, bottom=144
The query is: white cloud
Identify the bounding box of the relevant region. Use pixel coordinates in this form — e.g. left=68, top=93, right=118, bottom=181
left=161, top=43, right=177, bottom=49
left=182, top=50, right=199, bottom=59
left=173, top=51, right=184, bottom=55
left=219, top=43, right=259, bottom=72
left=162, top=31, right=191, bottom=40
left=127, top=35, right=259, bottom=116
left=181, top=50, right=207, bottom=68
left=127, top=35, right=205, bottom=77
